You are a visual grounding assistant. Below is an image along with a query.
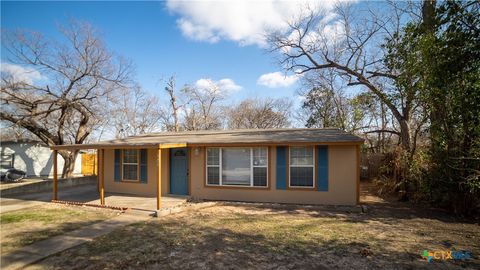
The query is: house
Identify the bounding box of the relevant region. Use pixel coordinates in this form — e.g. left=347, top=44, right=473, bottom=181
left=50, top=128, right=364, bottom=209
left=1, top=140, right=82, bottom=177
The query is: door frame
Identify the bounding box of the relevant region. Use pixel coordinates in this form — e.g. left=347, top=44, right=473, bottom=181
left=169, top=147, right=189, bottom=195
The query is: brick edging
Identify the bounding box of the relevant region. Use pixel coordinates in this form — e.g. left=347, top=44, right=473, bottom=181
left=51, top=200, right=128, bottom=212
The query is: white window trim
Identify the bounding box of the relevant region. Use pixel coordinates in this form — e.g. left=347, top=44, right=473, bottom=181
left=252, top=148, right=268, bottom=187
left=206, top=148, right=221, bottom=185
left=288, top=146, right=316, bottom=188
left=122, top=149, right=139, bottom=182
left=206, top=147, right=268, bottom=188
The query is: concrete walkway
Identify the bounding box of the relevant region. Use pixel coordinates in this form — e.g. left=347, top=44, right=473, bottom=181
left=1, top=185, right=188, bottom=214
left=1, top=184, right=190, bottom=269
left=0, top=185, right=98, bottom=214
left=1, top=177, right=96, bottom=196
left=1, top=212, right=149, bottom=270
left=1, top=185, right=89, bottom=214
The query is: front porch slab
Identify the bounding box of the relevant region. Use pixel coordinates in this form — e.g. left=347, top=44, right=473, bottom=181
left=86, top=193, right=188, bottom=212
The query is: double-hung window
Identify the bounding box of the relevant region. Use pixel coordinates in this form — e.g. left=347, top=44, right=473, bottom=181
left=206, top=148, right=220, bottom=185
left=206, top=147, right=268, bottom=187
left=122, top=149, right=139, bottom=181
left=289, top=146, right=315, bottom=188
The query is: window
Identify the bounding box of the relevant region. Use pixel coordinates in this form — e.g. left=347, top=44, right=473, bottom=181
left=222, top=148, right=250, bottom=185
left=122, top=149, right=139, bottom=181
left=206, top=148, right=220, bottom=185
left=206, top=147, right=268, bottom=187
left=289, top=146, right=314, bottom=187
left=253, top=148, right=267, bottom=186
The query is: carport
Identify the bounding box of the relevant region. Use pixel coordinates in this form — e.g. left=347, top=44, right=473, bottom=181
left=50, top=142, right=187, bottom=210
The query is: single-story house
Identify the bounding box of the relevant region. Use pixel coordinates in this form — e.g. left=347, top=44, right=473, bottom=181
left=50, top=128, right=363, bottom=209
left=1, top=140, right=82, bottom=177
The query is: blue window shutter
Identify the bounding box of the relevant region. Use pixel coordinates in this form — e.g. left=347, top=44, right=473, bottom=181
left=114, top=149, right=121, bottom=182
left=276, top=146, right=287, bottom=190
left=139, top=149, right=148, bottom=184
left=317, top=146, right=328, bottom=191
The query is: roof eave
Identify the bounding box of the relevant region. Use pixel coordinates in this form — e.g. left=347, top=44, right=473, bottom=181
left=50, top=140, right=364, bottom=151
left=50, top=143, right=158, bottom=151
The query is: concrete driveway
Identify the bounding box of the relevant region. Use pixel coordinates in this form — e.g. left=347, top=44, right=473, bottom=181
left=1, top=184, right=187, bottom=214
left=1, top=185, right=97, bottom=213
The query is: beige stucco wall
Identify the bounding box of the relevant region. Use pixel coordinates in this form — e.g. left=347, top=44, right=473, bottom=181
left=190, top=145, right=358, bottom=205
left=103, top=148, right=169, bottom=197
left=103, top=145, right=358, bottom=205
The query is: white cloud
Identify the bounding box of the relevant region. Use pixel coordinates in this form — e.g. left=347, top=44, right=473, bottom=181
left=321, top=19, right=345, bottom=43
left=195, top=78, right=242, bottom=93
left=166, top=0, right=340, bottom=47
left=257, top=71, right=300, bottom=88
left=177, top=19, right=221, bottom=43
left=0, top=62, right=44, bottom=84
left=280, top=11, right=345, bottom=55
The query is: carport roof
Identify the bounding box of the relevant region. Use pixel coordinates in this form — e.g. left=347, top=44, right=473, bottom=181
left=50, top=128, right=364, bottom=150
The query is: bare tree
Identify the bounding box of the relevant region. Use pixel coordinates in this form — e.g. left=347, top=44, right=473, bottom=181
left=227, top=98, right=292, bottom=129
left=160, top=75, right=185, bottom=132
left=182, top=80, right=226, bottom=131
left=348, top=91, right=401, bottom=153
left=300, top=69, right=350, bottom=129
left=0, top=123, right=37, bottom=142
left=268, top=3, right=425, bottom=155
left=0, top=20, right=132, bottom=177
left=299, top=68, right=381, bottom=138
left=108, top=85, right=162, bottom=138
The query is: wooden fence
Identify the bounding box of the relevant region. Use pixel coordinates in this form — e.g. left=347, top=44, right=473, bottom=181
left=81, top=153, right=97, bottom=176
left=360, top=153, right=387, bottom=180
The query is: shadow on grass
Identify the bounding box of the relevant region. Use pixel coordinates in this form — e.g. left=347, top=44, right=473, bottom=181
left=1, top=218, right=110, bottom=257
left=31, top=216, right=477, bottom=270
left=208, top=186, right=477, bottom=226
left=212, top=201, right=475, bottom=226
left=5, top=219, right=105, bottom=248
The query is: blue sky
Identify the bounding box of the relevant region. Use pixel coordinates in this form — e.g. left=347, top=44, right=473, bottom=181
left=1, top=1, right=307, bottom=104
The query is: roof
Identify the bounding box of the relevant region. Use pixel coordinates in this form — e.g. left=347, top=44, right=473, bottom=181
left=51, top=128, right=364, bottom=150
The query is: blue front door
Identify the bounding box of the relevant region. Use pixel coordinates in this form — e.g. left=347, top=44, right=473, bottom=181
left=170, top=148, right=188, bottom=195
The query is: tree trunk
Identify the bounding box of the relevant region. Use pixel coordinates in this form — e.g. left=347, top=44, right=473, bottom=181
left=422, top=0, right=441, bottom=157
left=422, top=0, right=436, bottom=33
left=59, top=150, right=79, bottom=178
left=381, top=102, right=387, bottom=153
left=399, top=119, right=411, bottom=153
left=396, top=117, right=413, bottom=201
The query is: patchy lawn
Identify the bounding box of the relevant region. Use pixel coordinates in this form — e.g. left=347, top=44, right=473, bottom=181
left=0, top=204, right=118, bottom=254
left=30, top=191, right=479, bottom=270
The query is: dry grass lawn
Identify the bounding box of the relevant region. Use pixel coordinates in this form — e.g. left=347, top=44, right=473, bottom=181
left=30, top=188, right=479, bottom=270
left=0, top=204, right=118, bottom=254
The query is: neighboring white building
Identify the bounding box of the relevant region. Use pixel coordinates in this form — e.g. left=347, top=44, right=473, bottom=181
left=0, top=140, right=82, bottom=177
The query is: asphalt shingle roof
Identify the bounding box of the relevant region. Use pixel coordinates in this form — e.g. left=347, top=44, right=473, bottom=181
left=51, top=128, right=364, bottom=150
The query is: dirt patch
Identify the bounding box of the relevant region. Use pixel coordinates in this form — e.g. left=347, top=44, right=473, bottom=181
left=30, top=193, right=479, bottom=270
left=0, top=204, right=119, bottom=254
